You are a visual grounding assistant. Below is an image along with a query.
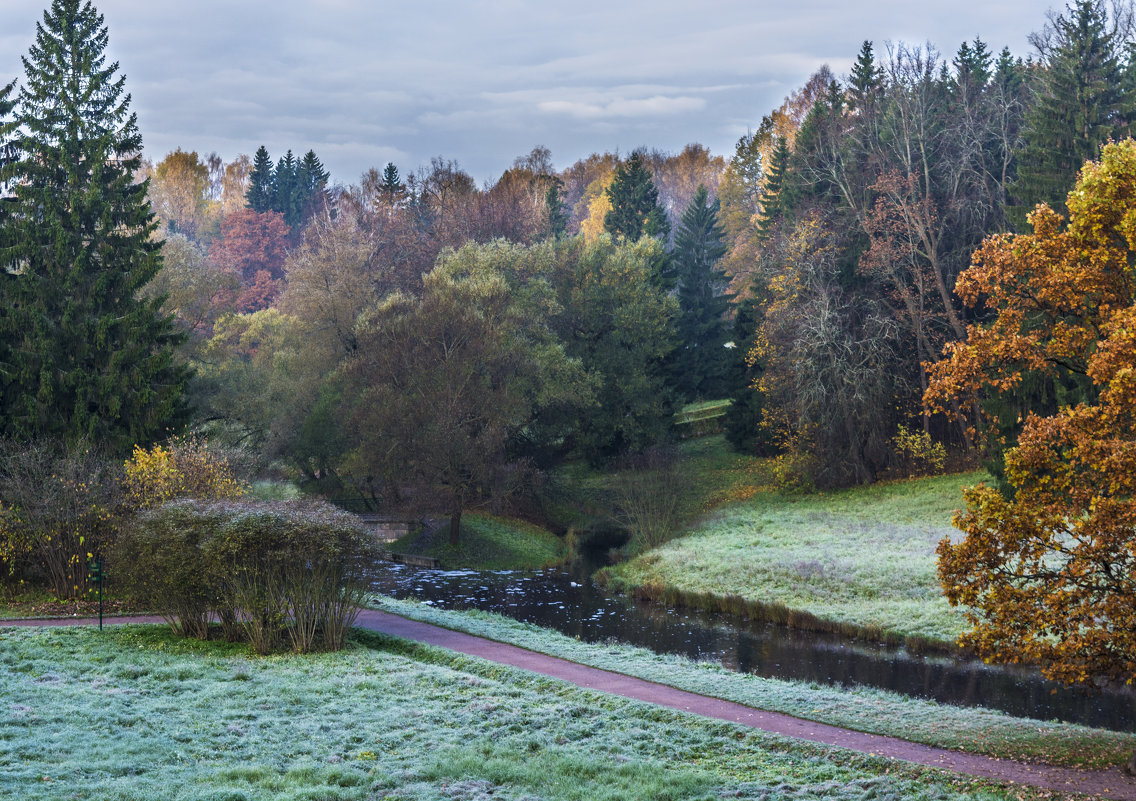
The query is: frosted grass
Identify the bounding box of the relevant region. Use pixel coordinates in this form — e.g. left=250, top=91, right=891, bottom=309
left=602, top=472, right=989, bottom=644
left=1, top=624, right=1023, bottom=800
left=372, top=596, right=1136, bottom=770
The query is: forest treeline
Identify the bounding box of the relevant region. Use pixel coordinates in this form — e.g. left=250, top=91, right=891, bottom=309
left=5, top=0, right=1136, bottom=525
left=122, top=0, right=1136, bottom=501
left=5, top=0, right=1136, bottom=685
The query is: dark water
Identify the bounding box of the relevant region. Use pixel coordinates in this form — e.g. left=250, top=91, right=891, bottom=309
left=368, top=562, right=1136, bottom=732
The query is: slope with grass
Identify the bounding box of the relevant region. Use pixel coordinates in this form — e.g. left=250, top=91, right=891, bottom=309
left=0, top=624, right=1055, bottom=800
left=389, top=511, right=567, bottom=570
left=598, top=436, right=982, bottom=648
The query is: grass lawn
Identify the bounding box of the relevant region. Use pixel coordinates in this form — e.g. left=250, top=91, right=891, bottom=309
left=390, top=511, right=567, bottom=570
left=595, top=436, right=983, bottom=648
left=372, top=596, right=1136, bottom=771
left=1, top=623, right=1044, bottom=800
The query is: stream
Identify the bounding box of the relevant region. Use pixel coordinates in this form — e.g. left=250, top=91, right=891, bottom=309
left=368, top=561, right=1136, bottom=733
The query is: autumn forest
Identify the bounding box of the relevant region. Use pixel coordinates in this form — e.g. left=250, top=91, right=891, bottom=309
left=3, top=1, right=1136, bottom=791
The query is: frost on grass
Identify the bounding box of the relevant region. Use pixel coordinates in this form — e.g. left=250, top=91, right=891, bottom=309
left=0, top=624, right=1020, bottom=801
left=373, top=595, right=1136, bottom=771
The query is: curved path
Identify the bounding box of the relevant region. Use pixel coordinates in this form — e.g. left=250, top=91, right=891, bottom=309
left=4, top=610, right=1134, bottom=800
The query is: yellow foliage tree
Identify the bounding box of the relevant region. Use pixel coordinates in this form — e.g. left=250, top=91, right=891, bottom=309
left=930, top=139, right=1136, bottom=686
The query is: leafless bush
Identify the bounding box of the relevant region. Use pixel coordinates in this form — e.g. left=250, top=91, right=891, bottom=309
left=0, top=439, right=123, bottom=598
left=611, top=446, right=687, bottom=552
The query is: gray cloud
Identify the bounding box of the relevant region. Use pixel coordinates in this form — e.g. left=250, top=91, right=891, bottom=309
left=0, top=0, right=1044, bottom=184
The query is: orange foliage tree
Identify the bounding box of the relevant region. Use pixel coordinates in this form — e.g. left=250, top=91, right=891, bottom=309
left=928, top=139, right=1136, bottom=685
left=208, top=209, right=290, bottom=312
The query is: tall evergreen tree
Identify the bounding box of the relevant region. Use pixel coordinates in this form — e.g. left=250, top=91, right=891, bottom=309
left=0, top=80, right=17, bottom=404
left=246, top=145, right=275, bottom=213
left=603, top=152, right=670, bottom=242
left=545, top=176, right=568, bottom=239
left=380, top=161, right=403, bottom=202
left=274, top=149, right=298, bottom=225
left=848, top=40, right=884, bottom=111
left=756, top=136, right=790, bottom=241
left=1011, top=0, right=1136, bottom=228
left=294, top=149, right=329, bottom=224
left=0, top=0, right=189, bottom=452
left=672, top=186, right=732, bottom=400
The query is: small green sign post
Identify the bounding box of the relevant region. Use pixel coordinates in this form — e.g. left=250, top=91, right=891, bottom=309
left=88, top=557, right=104, bottom=630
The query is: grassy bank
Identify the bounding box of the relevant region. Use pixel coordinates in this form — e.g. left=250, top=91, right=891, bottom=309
left=389, top=511, right=567, bottom=569
left=0, top=624, right=1033, bottom=801
left=372, top=596, right=1136, bottom=771
left=596, top=437, right=981, bottom=647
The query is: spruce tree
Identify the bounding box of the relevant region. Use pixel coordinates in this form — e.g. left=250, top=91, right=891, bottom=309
left=0, top=0, right=189, bottom=452
left=672, top=186, right=732, bottom=400
left=545, top=176, right=568, bottom=239
left=381, top=162, right=402, bottom=200
left=1011, top=0, right=1135, bottom=228
left=246, top=145, right=275, bottom=212
left=756, top=136, right=790, bottom=241
left=0, top=80, right=17, bottom=404
left=848, top=40, right=883, bottom=111
left=294, top=149, right=329, bottom=223
left=274, top=149, right=298, bottom=225
left=603, top=152, right=670, bottom=242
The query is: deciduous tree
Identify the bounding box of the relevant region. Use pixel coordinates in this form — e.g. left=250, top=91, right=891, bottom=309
left=207, top=209, right=290, bottom=311
left=932, top=138, right=1136, bottom=686
left=344, top=240, right=589, bottom=543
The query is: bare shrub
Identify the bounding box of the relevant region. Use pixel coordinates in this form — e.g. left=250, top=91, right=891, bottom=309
left=0, top=440, right=123, bottom=598
left=611, top=446, right=687, bottom=551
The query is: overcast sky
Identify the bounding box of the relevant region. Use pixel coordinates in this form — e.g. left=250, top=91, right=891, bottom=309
left=0, top=1, right=1049, bottom=186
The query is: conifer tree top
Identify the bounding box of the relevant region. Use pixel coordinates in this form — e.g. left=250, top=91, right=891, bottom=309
left=0, top=0, right=189, bottom=451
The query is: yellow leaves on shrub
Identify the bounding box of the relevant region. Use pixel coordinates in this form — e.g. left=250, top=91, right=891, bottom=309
left=891, top=425, right=947, bottom=477
left=123, top=441, right=246, bottom=510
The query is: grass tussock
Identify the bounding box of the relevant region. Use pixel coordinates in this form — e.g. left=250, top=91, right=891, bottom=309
left=0, top=623, right=1036, bottom=801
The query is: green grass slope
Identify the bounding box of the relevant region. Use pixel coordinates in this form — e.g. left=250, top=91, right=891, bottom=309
left=599, top=436, right=984, bottom=647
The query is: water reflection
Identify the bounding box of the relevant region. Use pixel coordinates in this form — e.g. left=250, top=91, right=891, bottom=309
left=368, top=563, right=1136, bottom=732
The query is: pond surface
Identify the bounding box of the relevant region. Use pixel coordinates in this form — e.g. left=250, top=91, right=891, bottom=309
left=368, top=562, right=1136, bottom=732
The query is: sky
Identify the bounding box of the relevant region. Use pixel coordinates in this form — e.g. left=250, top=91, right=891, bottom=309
left=0, top=1, right=1049, bottom=186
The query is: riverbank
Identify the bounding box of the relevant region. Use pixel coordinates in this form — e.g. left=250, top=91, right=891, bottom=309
left=597, top=440, right=982, bottom=649
left=371, top=595, right=1136, bottom=772
left=388, top=511, right=567, bottom=570
left=0, top=622, right=1050, bottom=801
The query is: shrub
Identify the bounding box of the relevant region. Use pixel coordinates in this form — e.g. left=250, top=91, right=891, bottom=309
left=115, top=503, right=224, bottom=638
left=123, top=440, right=247, bottom=511
left=890, top=425, right=947, bottom=478
left=0, top=440, right=123, bottom=598
left=611, top=447, right=687, bottom=552
left=119, top=499, right=377, bottom=653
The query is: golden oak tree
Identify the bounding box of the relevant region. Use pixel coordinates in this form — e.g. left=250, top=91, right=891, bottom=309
left=929, top=139, right=1136, bottom=685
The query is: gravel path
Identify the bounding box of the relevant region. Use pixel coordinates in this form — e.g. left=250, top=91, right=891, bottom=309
left=4, top=610, right=1134, bottom=800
